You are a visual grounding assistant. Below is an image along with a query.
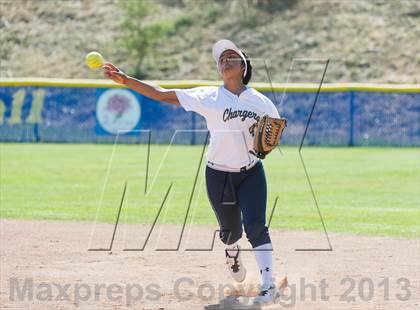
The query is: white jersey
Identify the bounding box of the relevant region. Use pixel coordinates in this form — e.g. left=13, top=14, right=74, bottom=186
left=175, top=86, right=280, bottom=171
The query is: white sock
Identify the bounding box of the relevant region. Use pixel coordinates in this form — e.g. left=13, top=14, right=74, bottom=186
left=253, top=243, right=273, bottom=289
left=226, top=241, right=239, bottom=257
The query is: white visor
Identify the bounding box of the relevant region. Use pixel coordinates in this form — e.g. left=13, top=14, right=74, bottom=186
left=212, top=39, right=247, bottom=77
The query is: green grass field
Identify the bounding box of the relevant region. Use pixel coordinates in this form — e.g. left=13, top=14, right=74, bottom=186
left=1, top=143, right=419, bottom=238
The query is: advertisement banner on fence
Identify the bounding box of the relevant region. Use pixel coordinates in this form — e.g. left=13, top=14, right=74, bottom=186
left=95, top=88, right=142, bottom=135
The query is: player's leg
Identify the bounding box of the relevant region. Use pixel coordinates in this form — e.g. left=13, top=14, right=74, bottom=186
left=205, top=166, right=246, bottom=282
left=236, top=162, right=278, bottom=303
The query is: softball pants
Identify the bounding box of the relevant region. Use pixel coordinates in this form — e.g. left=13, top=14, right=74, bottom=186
left=205, top=161, right=271, bottom=248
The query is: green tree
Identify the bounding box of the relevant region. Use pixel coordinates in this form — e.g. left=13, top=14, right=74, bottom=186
left=118, top=0, right=175, bottom=78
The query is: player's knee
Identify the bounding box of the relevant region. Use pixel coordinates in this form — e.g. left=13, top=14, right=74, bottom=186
left=244, top=223, right=270, bottom=248
left=219, top=228, right=242, bottom=245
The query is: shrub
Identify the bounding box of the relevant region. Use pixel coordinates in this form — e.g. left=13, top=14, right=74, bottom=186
left=117, top=0, right=175, bottom=78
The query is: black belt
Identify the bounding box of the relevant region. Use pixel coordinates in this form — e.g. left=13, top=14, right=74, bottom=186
left=207, top=160, right=258, bottom=173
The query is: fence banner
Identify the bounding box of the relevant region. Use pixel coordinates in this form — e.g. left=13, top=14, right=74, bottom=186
left=0, top=79, right=419, bottom=146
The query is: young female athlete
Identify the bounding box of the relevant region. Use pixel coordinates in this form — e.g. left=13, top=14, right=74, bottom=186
left=103, top=39, right=280, bottom=304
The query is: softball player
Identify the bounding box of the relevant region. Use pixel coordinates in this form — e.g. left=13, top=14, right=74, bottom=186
left=104, top=39, right=281, bottom=304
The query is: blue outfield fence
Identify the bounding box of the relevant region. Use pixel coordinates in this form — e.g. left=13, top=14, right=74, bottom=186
left=0, top=79, right=419, bottom=146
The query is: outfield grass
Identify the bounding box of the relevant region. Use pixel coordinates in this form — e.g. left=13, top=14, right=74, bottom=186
left=1, top=143, right=419, bottom=238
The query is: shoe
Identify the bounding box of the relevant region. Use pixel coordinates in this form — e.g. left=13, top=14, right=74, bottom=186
left=253, top=283, right=279, bottom=305
left=225, top=245, right=246, bottom=283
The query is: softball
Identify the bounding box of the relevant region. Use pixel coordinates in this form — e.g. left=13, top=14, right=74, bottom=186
left=85, top=51, right=104, bottom=70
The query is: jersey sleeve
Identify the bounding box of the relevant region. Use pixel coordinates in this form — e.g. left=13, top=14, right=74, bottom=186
left=265, top=98, right=280, bottom=118
left=174, top=87, right=213, bottom=116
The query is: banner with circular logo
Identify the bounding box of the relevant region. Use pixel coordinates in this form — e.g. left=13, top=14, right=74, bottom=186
left=95, top=89, right=141, bottom=135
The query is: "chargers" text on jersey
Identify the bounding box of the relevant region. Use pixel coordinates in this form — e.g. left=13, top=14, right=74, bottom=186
left=223, top=108, right=260, bottom=122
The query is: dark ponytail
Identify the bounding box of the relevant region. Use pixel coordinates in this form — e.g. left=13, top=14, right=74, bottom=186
left=241, top=51, right=252, bottom=85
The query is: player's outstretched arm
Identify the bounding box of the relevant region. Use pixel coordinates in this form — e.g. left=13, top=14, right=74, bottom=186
left=103, top=63, right=180, bottom=106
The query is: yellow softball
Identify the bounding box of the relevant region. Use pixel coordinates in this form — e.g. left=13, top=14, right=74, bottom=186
left=85, top=51, right=104, bottom=70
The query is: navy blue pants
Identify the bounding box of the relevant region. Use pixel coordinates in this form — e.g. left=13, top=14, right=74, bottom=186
left=205, top=161, right=271, bottom=248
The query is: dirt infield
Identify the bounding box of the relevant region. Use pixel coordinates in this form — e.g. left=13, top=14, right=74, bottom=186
left=1, top=220, right=419, bottom=309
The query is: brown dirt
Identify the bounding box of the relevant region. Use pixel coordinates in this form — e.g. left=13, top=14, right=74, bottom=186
left=0, top=219, right=419, bottom=309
